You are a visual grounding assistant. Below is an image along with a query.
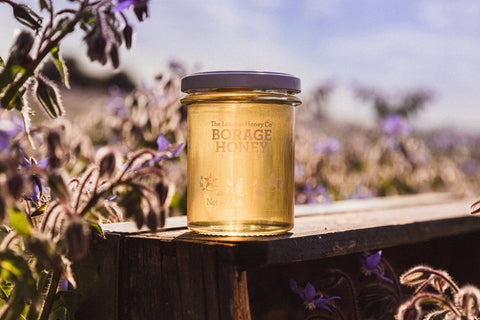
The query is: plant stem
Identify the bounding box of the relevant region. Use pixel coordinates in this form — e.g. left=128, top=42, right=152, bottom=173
left=324, top=269, right=360, bottom=320
left=38, top=269, right=61, bottom=320
left=381, top=257, right=402, bottom=298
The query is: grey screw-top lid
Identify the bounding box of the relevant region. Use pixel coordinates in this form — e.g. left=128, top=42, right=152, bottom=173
left=181, top=71, right=301, bottom=93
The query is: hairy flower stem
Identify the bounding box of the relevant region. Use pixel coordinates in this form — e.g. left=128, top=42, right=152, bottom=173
left=324, top=269, right=359, bottom=320
left=381, top=257, right=402, bottom=298
left=38, top=269, right=61, bottom=320
left=0, top=0, right=88, bottom=109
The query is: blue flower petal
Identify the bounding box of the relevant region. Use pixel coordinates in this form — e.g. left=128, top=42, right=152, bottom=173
left=304, top=282, right=316, bottom=302
left=111, top=0, right=134, bottom=12
left=171, top=143, right=185, bottom=157
left=157, top=135, right=170, bottom=152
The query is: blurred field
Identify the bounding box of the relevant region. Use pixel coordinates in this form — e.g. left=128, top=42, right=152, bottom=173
left=37, top=60, right=480, bottom=214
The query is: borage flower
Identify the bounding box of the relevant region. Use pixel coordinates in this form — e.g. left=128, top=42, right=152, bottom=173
left=359, top=250, right=393, bottom=283
left=313, top=136, right=342, bottom=157
left=381, top=114, right=411, bottom=137
left=112, top=0, right=149, bottom=21
left=290, top=279, right=340, bottom=312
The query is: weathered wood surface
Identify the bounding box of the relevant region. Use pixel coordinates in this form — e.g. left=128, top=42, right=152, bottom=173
left=102, top=192, right=479, bottom=268
left=92, top=192, right=480, bottom=320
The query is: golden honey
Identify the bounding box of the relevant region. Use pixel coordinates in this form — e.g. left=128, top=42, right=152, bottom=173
left=181, top=71, right=301, bottom=236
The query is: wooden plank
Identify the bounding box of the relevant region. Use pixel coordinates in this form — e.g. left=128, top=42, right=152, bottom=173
left=201, top=245, right=221, bottom=320
left=175, top=242, right=207, bottom=320
left=118, top=235, right=181, bottom=319
left=73, top=233, right=120, bottom=320
left=294, top=192, right=457, bottom=216
left=119, top=196, right=480, bottom=269
left=216, top=261, right=251, bottom=320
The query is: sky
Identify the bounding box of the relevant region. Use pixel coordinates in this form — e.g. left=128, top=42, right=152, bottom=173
left=2, top=0, right=480, bottom=132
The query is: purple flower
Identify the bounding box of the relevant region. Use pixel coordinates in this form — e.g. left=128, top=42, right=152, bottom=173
left=380, top=114, right=411, bottom=137
left=429, top=129, right=473, bottom=150
left=359, top=250, right=393, bottom=284
left=290, top=279, right=340, bottom=312
left=348, top=185, right=374, bottom=200
left=313, top=136, right=342, bottom=156
left=106, top=86, right=129, bottom=119
left=112, top=0, right=137, bottom=12
left=112, top=0, right=149, bottom=21
left=18, top=157, right=49, bottom=203
left=462, top=160, right=479, bottom=175
left=304, top=184, right=332, bottom=204
left=0, top=118, right=22, bottom=152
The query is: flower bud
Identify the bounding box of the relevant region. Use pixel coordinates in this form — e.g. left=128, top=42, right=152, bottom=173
left=134, top=210, right=144, bottom=229
left=123, top=25, right=133, bottom=50
left=65, top=216, right=90, bottom=260
left=146, top=210, right=157, bottom=232
left=85, top=29, right=107, bottom=65
left=133, top=1, right=149, bottom=21
left=36, top=75, right=64, bottom=119
left=155, top=182, right=168, bottom=207
left=118, top=189, right=142, bottom=219
left=12, top=4, right=42, bottom=31
left=10, top=30, right=35, bottom=57
left=7, top=173, right=24, bottom=199
left=48, top=173, right=70, bottom=203
left=0, top=195, right=6, bottom=223
left=159, top=209, right=165, bottom=228
left=400, top=265, right=434, bottom=286
left=99, top=151, right=117, bottom=177
left=109, top=44, right=120, bottom=69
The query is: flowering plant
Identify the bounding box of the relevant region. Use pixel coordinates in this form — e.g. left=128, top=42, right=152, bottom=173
left=0, top=1, right=187, bottom=320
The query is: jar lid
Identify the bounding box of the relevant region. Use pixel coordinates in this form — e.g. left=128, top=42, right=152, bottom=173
left=181, top=71, right=301, bottom=93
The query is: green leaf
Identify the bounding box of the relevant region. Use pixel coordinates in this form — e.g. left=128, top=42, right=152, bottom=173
left=51, top=291, right=78, bottom=320
left=39, top=0, right=49, bottom=10
left=0, top=288, right=27, bottom=320
left=35, top=75, right=64, bottom=118
left=0, top=250, right=37, bottom=300
left=0, top=57, right=3, bottom=68
left=10, top=88, right=26, bottom=112
left=0, top=285, right=9, bottom=301
left=89, top=223, right=104, bottom=239
left=8, top=207, right=31, bottom=237
left=31, top=204, right=47, bottom=217
left=50, top=46, right=70, bottom=89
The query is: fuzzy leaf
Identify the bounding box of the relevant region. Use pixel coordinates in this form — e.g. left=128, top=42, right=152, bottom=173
left=8, top=207, right=31, bottom=237
left=26, top=236, right=63, bottom=274
left=0, top=57, right=4, bottom=67
left=50, top=46, right=70, bottom=89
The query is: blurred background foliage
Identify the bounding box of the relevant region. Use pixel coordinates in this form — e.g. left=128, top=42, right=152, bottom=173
left=34, top=57, right=480, bottom=215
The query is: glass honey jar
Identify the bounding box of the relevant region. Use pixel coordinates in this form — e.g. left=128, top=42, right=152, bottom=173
left=181, top=71, right=301, bottom=236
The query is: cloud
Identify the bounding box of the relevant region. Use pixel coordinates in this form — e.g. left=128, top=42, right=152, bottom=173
left=417, top=0, right=480, bottom=30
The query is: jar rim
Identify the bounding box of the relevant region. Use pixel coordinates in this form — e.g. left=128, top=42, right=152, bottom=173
left=181, top=71, right=301, bottom=93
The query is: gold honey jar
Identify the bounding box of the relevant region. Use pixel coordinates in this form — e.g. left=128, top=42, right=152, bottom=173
left=181, top=71, right=301, bottom=236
